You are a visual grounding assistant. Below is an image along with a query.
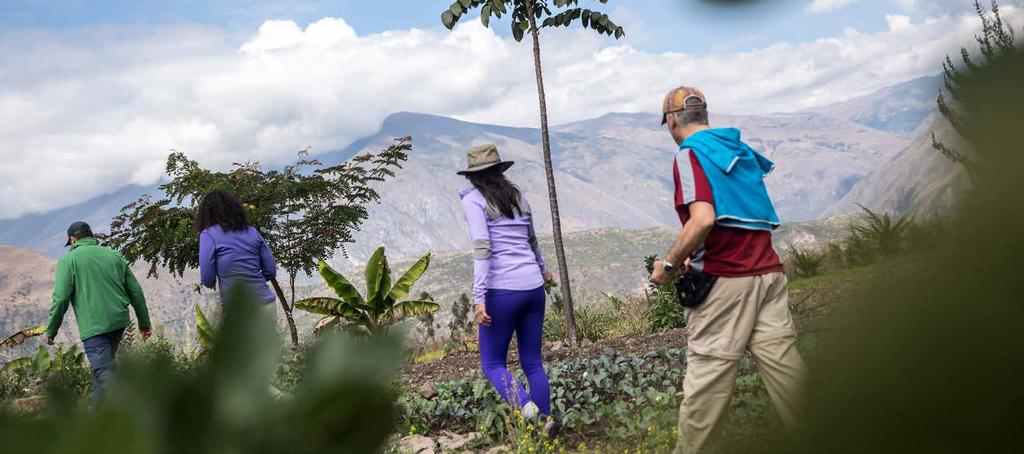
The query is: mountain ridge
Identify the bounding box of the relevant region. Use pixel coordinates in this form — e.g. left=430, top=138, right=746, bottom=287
left=0, top=75, right=942, bottom=261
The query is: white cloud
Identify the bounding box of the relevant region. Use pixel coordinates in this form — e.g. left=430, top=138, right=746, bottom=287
left=886, top=14, right=913, bottom=31
left=807, top=0, right=860, bottom=14
left=889, top=0, right=1016, bottom=16
left=0, top=7, right=1017, bottom=219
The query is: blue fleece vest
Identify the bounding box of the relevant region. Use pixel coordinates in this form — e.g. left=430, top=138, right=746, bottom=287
left=682, top=128, right=780, bottom=231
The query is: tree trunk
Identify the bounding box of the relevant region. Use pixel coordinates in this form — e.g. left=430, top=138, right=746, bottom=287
left=523, top=0, right=578, bottom=347
left=271, top=277, right=300, bottom=346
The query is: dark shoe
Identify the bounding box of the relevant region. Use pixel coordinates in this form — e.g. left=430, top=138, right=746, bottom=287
left=542, top=417, right=562, bottom=439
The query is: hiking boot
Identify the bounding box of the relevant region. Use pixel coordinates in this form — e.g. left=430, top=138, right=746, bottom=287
left=542, top=417, right=562, bottom=439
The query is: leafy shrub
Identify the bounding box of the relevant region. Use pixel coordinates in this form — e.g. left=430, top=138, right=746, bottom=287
left=787, top=247, right=825, bottom=279
left=542, top=309, right=567, bottom=342
left=644, top=256, right=685, bottom=332
left=1, top=344, right=90, bottom=401
left=604, top=293, right=648, bottom=338
left=573, top=307, right=615, bottom=342
left=445, top=293, right=475, bottom=354
left=718, top=372, right=790, bottom=452
left=850, top=206, right=914, bottom=259
left=544, top=305, right=615, bottom=342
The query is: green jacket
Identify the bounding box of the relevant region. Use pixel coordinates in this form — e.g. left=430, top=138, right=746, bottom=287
left=46, top=237, right=152, bottom=340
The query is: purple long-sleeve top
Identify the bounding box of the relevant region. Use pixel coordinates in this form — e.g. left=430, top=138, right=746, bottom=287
left=199, top=225, right=278, bottom=305
left=460, top=188, right=548, bottom=304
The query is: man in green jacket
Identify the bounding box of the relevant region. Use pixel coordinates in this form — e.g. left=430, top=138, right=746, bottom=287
left=45, top=221, right=152, bottom=406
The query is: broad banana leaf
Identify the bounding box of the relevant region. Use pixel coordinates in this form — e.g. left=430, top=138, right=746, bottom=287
left=312, top=316, right=341, bottom=336
left=195, top=304, right=214, bottom=348
left=1, top=357, right=31, bottom=372
left=364, top=247, right=387, bottom=313
left=31, top=345, right=51, bottom=374
left=382, top=300, right=441, bottom=325
left=387, top=253, right=431, bottom=304
left=318, top=260, right=367, bottom=309
left=295, top=297, right=364, bottom=320
left=0, top=325, right=46, bottom=349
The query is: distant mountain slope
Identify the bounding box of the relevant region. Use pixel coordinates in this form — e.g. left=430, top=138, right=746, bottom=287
left=2, top=75, right=942, bottom=261
left=811, top=75, right=942, bottom=135
left=825, top=117, right=969, bottom=218
left=0, top=184, right=159, bottom=258
left=334, top=110, right=906, bottom=264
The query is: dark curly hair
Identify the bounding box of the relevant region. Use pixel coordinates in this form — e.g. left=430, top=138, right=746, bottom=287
left=194, top=189, right=249, bottom=233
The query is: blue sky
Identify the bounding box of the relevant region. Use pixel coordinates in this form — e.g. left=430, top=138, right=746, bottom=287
left=0, top=0, right=977, bottom=54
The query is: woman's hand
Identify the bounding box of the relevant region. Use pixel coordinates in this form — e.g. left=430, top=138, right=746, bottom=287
left=543, top=271, right=555, bottom=285
left=474, top=303, right=492, bottom=326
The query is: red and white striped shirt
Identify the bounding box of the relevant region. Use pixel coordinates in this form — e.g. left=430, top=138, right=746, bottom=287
left=673, top=149, right=783, bottom=277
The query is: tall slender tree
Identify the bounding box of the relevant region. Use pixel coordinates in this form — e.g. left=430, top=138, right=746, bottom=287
left=934, top=0, right=1019, bottom=172
left=441, top=0, right=624, bottom=346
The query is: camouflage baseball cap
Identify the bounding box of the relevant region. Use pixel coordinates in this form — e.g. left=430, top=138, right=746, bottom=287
left=661, top=86, right=707, bottom=125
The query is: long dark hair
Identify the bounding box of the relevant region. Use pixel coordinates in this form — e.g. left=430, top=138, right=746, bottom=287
left=466, top=167, right=523, bottom=219
left=194, top=189, right=249, bottom=233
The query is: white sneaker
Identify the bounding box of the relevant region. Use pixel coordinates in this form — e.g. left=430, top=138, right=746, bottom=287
left=522, top=401, right=540, bottom=421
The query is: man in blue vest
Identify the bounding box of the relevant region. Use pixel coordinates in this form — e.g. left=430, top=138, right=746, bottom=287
left=650, top=86, right=807, bottom=453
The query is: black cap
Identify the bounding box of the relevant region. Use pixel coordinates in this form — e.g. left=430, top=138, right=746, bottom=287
left=65, top=221, right=93, bottom=247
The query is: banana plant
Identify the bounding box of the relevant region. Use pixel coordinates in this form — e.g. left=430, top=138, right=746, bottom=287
left=195, top=304, right=215, bottom=349
left=0, top=325, right=46, bottom=349
left=1, top=344, right=84, bottom=375
left=296, top=247, right=438, bottom=336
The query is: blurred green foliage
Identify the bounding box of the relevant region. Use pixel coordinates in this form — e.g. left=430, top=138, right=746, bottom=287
left=799, top=30, right=1024, bottom=453
left=0, top=293, right=404, bottom=453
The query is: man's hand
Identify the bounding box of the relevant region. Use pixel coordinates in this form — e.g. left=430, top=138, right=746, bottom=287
left=543, top=271, right=555, bottom=285
left=45, top=337, right=54, bottom=346
left=140, top=326, right=153, bottom=342
left=649, top=260, right=675, bottom=286
left=474, top=303, right=492, bottom=326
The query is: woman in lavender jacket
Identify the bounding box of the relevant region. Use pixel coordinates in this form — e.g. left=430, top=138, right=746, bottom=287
left=196, top=189, right=278, bottom=311
left=458, top=144, right=557, bottom=433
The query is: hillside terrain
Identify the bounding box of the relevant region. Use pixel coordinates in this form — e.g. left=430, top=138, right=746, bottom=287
left=0, top=76, right=942, bottom=262
left=826, top=116, right=969, bottom=218
left=811, top=75, right=942, bottom=135
left=1, top=214, right=852, bottom=356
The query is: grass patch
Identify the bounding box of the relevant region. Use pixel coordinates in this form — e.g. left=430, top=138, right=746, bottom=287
left=414, top=348, right=446, bottom=364
left=787, top=265, right=875, bottom=291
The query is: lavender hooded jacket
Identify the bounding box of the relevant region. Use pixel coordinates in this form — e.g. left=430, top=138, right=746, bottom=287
left=460, top=188, right=548, bottom=304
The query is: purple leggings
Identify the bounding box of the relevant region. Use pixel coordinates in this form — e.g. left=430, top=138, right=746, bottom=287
left=479, top=286, right=550, bottom=415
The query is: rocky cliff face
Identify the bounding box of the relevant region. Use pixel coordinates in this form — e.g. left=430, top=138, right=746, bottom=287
left=825, top=116, right=969, bottom=218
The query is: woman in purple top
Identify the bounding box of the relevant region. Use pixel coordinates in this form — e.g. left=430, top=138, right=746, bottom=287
left=458, top=144, right=557, bottom=433
left=196, top=189, right=278, bottom=308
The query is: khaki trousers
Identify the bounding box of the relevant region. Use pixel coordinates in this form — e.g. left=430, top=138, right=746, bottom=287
left=675, top=272, right=807, bottom=454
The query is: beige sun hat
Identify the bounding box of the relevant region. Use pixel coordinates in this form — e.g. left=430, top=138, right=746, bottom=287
left=456, top=144, right=514, bottom=175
